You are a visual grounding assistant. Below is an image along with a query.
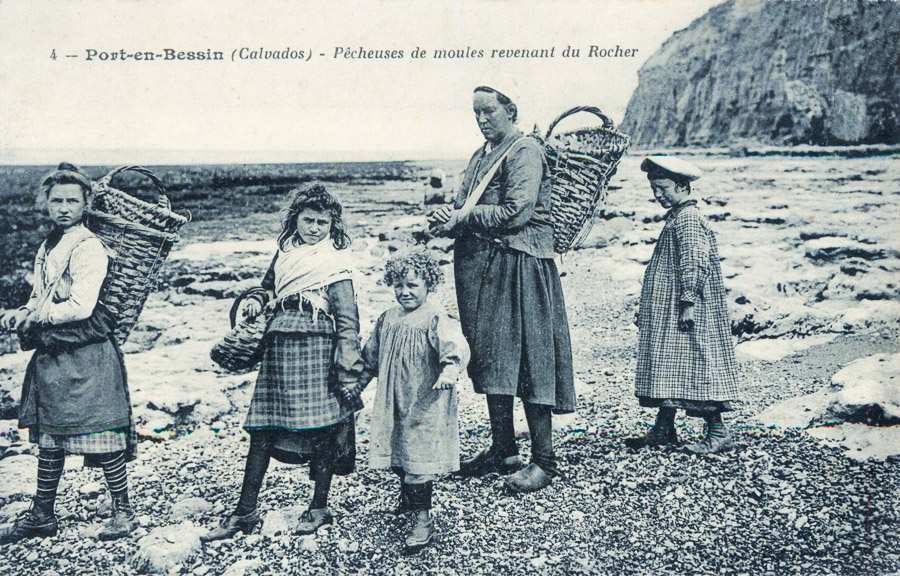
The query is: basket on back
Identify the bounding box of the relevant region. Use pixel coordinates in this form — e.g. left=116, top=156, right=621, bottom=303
left=86, top=166, right=190, bottom=344
left=542, top=106, right=631, bottom=253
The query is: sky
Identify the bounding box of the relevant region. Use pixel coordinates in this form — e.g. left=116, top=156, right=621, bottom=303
left=0, top=0, right=722, bottom=164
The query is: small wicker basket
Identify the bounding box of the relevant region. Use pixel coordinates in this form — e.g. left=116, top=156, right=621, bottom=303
left=87, top=166, right=190, bottom=344
left=542, top=106, right=631, bottom=253
left=210, top=289, right=271, bottom=373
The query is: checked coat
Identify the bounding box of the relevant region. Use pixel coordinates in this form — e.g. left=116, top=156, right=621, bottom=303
left=635, top=200, right=740, bottom=403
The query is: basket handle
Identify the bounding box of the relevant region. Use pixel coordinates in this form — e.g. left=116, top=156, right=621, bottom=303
left=95, top=165, right=170, bottom=211
left=544, top=106, right=617, bottom=141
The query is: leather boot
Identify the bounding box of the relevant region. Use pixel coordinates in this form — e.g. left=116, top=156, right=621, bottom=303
left=295, top=508, right=333, bottom=535
left=403, top=482, right=434, bottom=555
left=503, top=463, right=552, bottom=494
left=98, top=494, right=138, bottom=541
left=0, top=500, right=58, bottom=545
left=458, top=448, right=525, bottom=477
left=201, top=508, right=261, bottom=542
left=403, top=510, right=435, bottom=555
left=624, top=424, right=679, bottom=450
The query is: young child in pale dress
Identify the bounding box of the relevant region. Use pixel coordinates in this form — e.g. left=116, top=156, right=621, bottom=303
left=350, top=250, right=469, bottom=554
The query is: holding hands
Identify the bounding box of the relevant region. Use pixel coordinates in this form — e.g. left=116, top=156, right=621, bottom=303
left=339, top=380, right=363, bottom=403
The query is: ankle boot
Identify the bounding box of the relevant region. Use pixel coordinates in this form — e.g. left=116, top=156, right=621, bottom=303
left=403, top=510, right=435, bottom=554
left=98, top=494, right=138, bottom=541
left=295, top=507, right=333, bottom=535
left=458, top=448, right=525, bottom=477
left=624, top=424, right=678, bottom=450
left=0, top=499, right=58, bottom=545
left=201, top=508, right=261, bottom=542
left=403, top=482, right=435, bottom=554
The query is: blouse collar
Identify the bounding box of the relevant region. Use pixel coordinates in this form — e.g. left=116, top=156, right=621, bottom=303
left=665, top=199, right=697, bottom=220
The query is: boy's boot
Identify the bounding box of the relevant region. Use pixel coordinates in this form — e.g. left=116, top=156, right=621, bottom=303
left=0, top=498, right=58, bottom=545
left=97, top=451, right=138, bottom=541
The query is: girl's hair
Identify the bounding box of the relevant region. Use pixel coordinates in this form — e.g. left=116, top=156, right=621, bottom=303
left=646, top=168, right=692, bottom=193
left=384, top=249, right=444, bottom=292
left=39, top=162, right=92, bottom=206
left=278, top=182, right=351, bottom=250
left=474, top=86, right=518, bottom=123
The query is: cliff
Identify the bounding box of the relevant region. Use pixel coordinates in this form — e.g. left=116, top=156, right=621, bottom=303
left=620, top=0, right=900, bottom=148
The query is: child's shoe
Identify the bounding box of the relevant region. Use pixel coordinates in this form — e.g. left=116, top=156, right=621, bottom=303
left=403, top=510, right=434, bottom=554
left=624, top=425, right=678, bottom=450
left=98, top=495, right=138, bottom=541
left=685, top=430, right=733, bottom=454
left=296, top=507, right=333, bottom=535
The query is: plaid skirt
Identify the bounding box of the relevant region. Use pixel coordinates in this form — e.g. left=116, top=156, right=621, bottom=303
left=38, top=428, right=127, bottom=454
left=244, top=333, right=356, bottom=430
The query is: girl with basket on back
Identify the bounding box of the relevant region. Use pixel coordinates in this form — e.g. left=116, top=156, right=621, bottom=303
left=430, top=82, right=576, bottom=493
left=204, top=183, right=365, bottom=541
left=0, top=164, right=138, bottom=544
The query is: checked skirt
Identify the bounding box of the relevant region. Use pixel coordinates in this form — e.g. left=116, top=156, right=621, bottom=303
left=244, top=333, right=351, bottom=431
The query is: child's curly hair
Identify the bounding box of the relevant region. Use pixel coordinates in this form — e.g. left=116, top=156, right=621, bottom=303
left=278, top=182, right=351, bottom=250
left=384, top=249, right=443, bottom=292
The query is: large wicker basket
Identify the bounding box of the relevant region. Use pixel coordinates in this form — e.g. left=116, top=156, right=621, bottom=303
left=542, top=106, right=631, bottom=253
left=86, top=166, right=189, bottom=344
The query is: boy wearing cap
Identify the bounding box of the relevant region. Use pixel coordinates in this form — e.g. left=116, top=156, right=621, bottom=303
left=627, top=156, right=740, bottom=454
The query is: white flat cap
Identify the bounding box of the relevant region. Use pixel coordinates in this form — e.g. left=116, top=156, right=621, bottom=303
left=640, top=156, right=703, bottom=182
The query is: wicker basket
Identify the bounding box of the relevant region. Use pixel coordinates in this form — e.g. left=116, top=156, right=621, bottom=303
left=542, top=106, right=631, bottom=253
left=210, top=289, right=270, bottom=373
left=86, top=166, right=189, bottom=344
left=92, top=166, right=190, bottom=234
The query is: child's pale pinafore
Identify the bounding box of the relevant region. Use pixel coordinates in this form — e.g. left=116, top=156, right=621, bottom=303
left=362, top=301, right=469, bottom=476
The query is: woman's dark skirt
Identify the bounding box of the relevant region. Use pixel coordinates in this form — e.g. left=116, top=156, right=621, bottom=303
left=460, top=245, right=575, bottom=413
left=20, top=337, right=138, bottom=466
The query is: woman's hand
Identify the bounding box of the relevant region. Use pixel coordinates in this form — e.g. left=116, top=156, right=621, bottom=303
left=429, top=209, right=460, bottom=236
left=678, top=302, right=695, bottom=332
left=1, top=308, right=30, bottom=331
left=432, top=374, right=456, bottom=390
left=633, top=308, right=640, bottom=327
left=428, top=206, right=454, bottom=224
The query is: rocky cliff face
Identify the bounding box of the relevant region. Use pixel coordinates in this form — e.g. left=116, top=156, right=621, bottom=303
left=621, top=0, right=900, bottom=147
